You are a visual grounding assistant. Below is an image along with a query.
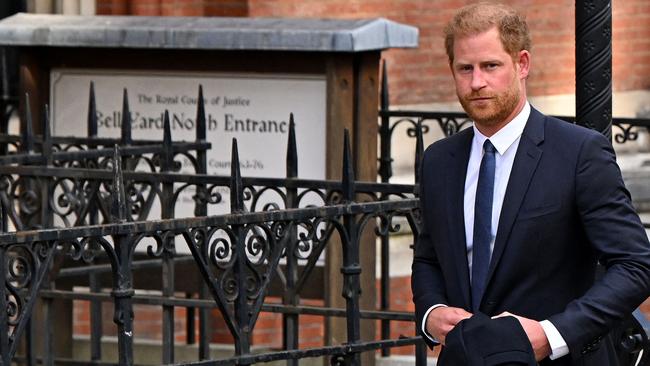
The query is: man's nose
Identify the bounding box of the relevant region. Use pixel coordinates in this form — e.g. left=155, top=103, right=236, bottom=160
left=470, top=69, right=487, bottom=90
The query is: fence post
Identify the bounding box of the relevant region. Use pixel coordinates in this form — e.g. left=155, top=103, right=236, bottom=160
left=87, top=82, right=97, bottom=138
left=230, top=139, right=252, bottom=359
left=85, top=81, right=104, bottom=362
left=120, top=89, right=132, bottom=146
left=340, top=130, right=361, bottom=366
left=194, top=85, right=211, bottom=360
left=110, top=146, right=135, bottom=366
left=378, top=60, right=393, bottom=183
left=283, top=115, right=299, bottom=366
left=40, top=105, right=53, bottom=226
left=378, top=60, right=393, bottom=358
left=414, top=120, right=424, bottom=186
left=413, top=119, right=428, bottom=366
left=29, top=104, right=52, bottom=366
left=161, top=111, right=176, bottom=364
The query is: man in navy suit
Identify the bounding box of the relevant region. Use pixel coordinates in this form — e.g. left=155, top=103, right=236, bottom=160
left=411, top=3, right=650, bottom=364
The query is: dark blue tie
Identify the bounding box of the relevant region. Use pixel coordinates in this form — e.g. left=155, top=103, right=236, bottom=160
left=471, top=139, right=496, bottom=312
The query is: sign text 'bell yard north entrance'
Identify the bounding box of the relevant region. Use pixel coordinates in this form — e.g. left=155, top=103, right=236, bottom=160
left=50, top=69, right=326, bottom=180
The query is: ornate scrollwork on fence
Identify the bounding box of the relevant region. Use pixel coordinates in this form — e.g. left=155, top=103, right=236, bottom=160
left=611, top=118, right=650, bottom=144
left=0, top=175, right=43, bottom=231
left=1, top=240, right=58, bottom=358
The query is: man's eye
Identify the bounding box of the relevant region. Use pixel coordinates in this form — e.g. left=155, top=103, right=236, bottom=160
left=485, top=63, right=498, bottom=70
left=459, top=65, right=473, bottom=73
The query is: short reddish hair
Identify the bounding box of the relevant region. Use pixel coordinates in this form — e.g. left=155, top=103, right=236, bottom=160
left=444, top=2, right=532, bottom=62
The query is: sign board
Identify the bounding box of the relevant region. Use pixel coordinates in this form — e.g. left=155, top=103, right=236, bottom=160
left=50, top=69, right=327, bottom=235
left=50, top=69, right=327, bottom=180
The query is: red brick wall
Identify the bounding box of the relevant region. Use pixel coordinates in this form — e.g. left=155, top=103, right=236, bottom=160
left=74, top=296, right=326, bottom=349
left=96, top=0, right=650, bottom=106
left=72, top=279, right=434, bottom=356
left=246, top=0, right=650, bottom=105
left=613, top=1, right=650, bottom=92
left=96, top=0, right=248, bottom=16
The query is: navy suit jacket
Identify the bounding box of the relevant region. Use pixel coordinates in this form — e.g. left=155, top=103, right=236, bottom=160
left=411, top=108, right=650, bottom=365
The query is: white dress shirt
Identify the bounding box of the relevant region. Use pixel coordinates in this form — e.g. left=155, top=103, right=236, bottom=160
left=421, top=102, right=569, bottom=360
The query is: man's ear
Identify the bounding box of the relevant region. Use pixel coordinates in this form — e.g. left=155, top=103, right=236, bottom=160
left=517, top=50, right=531, bottom=79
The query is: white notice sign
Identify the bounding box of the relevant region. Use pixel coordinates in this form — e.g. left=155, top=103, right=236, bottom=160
left=50, top=69, right=327, bottom=181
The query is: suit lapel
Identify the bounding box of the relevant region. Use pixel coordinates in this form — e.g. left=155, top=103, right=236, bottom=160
left=485, top=109, right=545, bottom=288
left=446, top=129, right=473, bottom=309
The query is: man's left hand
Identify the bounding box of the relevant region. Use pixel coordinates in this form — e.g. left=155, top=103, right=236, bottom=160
left=494, top=311, right=551, bottom=361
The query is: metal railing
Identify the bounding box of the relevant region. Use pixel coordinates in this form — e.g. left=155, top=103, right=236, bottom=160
left=0, top=135, right=421, bottom=366
left=0, top=83, right=425, bottom=365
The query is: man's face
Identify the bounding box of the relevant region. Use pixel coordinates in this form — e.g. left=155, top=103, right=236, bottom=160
left=450, top=27, right=529, bottom=135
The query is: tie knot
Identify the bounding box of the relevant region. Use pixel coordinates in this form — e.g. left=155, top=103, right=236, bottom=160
left=483, top=139, right=495, bottom=154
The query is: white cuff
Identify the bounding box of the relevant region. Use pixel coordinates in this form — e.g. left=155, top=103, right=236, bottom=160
left=421, top=304, right=447, bottom=344
left=540, top=320, right=569, bottom=360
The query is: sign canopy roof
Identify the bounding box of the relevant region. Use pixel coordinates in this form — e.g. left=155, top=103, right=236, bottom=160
left=0, top=13, right=418, bottom=52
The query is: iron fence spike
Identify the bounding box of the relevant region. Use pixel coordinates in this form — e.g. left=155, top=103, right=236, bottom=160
left=88, top=81, right=97, bottom=137
left=286, top=113, right=298, bottom=178
left=196, top=85, right=206, bottom=141
left=23, top=92, right=34, bottom=153
left=415, top=121, right=424, bottom=185
left=111, top=144, right=128, bottom=223
left=230, top=138, right=244, bottom=213
left=42, top=104, right=51, bottom=141
left=42, top=104, right=52, bottom=165
left=163, top=110, right=172, bottom=172
left=121, top=88, right=132, bottom=145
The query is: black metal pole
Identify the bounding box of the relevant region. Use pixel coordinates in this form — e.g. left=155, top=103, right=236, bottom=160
left=283, top=115, right=299, bottom=366
left=110, top=147, right=135, bottom=366
left=378, top=61, right=393, bottom=183
left=161, top=112, right=175, bottom=364
left=414, top=121, right=428, bottom=366
left=378, top=60, right=393, bottom=358
left=193, top=85, right=211, bottom=360
left=575, top=0, right=612, bottom=138
left=230, top=139, right=252, bottom=360
left=340, top=130, right=361, bottom=366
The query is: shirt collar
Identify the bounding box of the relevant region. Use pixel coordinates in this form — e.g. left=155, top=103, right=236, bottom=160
left=472, top=101, right=531, bottom=155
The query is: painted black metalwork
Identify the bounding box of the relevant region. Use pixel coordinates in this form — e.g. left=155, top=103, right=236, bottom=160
left=575, top=0, right=612, bottom=138
left=0, top=83, right=424, bottom=366
left=0, top=156, right=420, bottom=364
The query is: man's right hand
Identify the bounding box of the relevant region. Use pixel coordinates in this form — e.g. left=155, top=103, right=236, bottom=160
left=426, top=306, right=472, bottom=345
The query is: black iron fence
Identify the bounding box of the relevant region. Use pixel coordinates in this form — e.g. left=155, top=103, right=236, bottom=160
left=0, top=83, right=426, bottom=366
left=0, top=138, right=420, bottom=366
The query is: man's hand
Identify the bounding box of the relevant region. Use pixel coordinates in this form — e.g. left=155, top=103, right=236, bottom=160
left=494, top=312, right=551, bottom=361
left=426, top=306, right=472, bottom=345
